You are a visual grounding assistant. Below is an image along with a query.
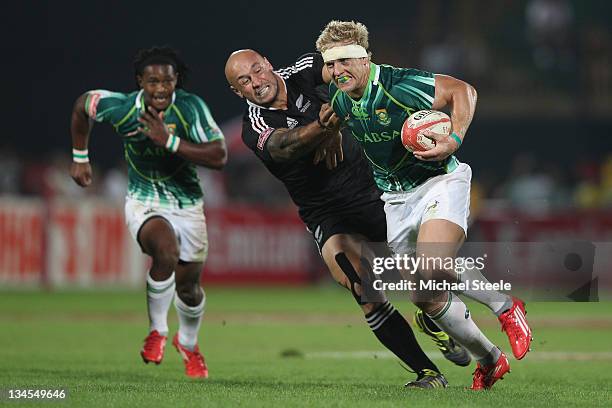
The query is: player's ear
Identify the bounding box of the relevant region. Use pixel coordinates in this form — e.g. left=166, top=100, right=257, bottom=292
left=230, top=85, right=243, bottom=98
left=137, top=75, right=144, bottom=89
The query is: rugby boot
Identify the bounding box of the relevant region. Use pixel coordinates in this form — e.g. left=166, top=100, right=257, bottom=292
left=470, top=351, right=510, bottom=390
left=405, top=369, right=448, bottom=389
left=141, top=330, right=167, bottom=365
left=173, top=334, right=209, bottom=379
left=498, top=297, right=532, bottom=359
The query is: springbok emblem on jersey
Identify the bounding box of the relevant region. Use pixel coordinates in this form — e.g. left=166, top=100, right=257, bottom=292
left=375, top=108, right=391, bottom=126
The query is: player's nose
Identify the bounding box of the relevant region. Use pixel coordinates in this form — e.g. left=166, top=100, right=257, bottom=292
left=332, top=61, right=344, bottom=76
left=155, top=83, right=166, bottom=93
left=251, top=76, right=263, bottom=88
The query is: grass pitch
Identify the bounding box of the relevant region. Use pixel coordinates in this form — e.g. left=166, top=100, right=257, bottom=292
left=1, top=287, right=611, bottom=407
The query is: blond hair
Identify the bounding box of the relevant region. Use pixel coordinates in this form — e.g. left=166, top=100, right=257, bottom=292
left=315, top=20, right=370, bottom=54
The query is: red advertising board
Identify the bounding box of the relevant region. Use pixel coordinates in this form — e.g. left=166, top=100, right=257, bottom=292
left=0, top=199, right=45, bottom=284
left=0, top=198, right=609, bottom=288
left=203, top=206, right=316, bottom=284
left=0, top=199, right=316, bottom=287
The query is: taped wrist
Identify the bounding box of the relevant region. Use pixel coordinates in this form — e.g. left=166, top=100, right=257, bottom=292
left=72, top=148, right=89, bottom=163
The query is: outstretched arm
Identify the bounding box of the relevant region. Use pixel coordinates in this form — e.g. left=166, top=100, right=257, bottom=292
left=70, top=93, right=94, bottom=187
left=414, top=74, right=477, bottom=162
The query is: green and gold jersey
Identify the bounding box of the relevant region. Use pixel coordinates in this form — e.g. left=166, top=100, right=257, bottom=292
left=329, top=63, right=459, bottom=192
left=85, top=88, right=224, bottom=209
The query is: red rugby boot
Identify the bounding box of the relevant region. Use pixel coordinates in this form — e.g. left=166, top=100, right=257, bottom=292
left=140, top=330, right=167, bottom=365
left=173, top=334, right=209, bottom=379
left=471, top=351, right=511, bottom=390
left=498, top=297, right=532, bottom=359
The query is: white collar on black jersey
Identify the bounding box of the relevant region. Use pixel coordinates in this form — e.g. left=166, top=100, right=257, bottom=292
left=135, top=89, right=177, bottom=111
left=245, top=74, right=287, bottom=111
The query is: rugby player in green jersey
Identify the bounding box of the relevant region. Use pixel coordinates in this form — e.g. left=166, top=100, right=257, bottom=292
left=316, top=21, right=532, bottom=390
left=69, top=47, right=227, bottom=378
left=226, top=49, right=471, bottom=388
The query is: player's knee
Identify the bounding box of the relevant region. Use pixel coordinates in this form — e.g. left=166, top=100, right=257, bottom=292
left=175, top=283, right=202, bottom=306
left=152, top=245, right=180, bottom=270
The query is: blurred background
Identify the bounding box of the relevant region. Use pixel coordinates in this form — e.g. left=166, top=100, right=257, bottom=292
left=1, top=0, right=611, bottom=290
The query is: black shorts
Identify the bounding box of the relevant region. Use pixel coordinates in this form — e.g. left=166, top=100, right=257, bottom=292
left=305, top=198, right=387, bottom=254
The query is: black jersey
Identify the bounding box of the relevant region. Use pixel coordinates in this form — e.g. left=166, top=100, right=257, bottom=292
left=241, top=53, right=382, bottom=224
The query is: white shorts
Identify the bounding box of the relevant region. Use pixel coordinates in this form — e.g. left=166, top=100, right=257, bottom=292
left=382, top=163, right=471, bottom=251
left=125, top=198, right=209, bottom=263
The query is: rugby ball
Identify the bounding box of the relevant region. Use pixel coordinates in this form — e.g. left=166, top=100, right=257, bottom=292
left=401, top=110, right=451, bottom=152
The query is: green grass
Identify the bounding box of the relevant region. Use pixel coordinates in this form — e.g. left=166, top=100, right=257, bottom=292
left=1, top=287, right=611, bottom=407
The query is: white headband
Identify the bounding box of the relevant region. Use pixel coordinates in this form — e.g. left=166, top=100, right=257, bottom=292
left=322, top=44, right=368, bottom=63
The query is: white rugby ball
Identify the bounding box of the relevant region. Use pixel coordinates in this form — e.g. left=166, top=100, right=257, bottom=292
left=401, top=110, right=451, bottom=152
